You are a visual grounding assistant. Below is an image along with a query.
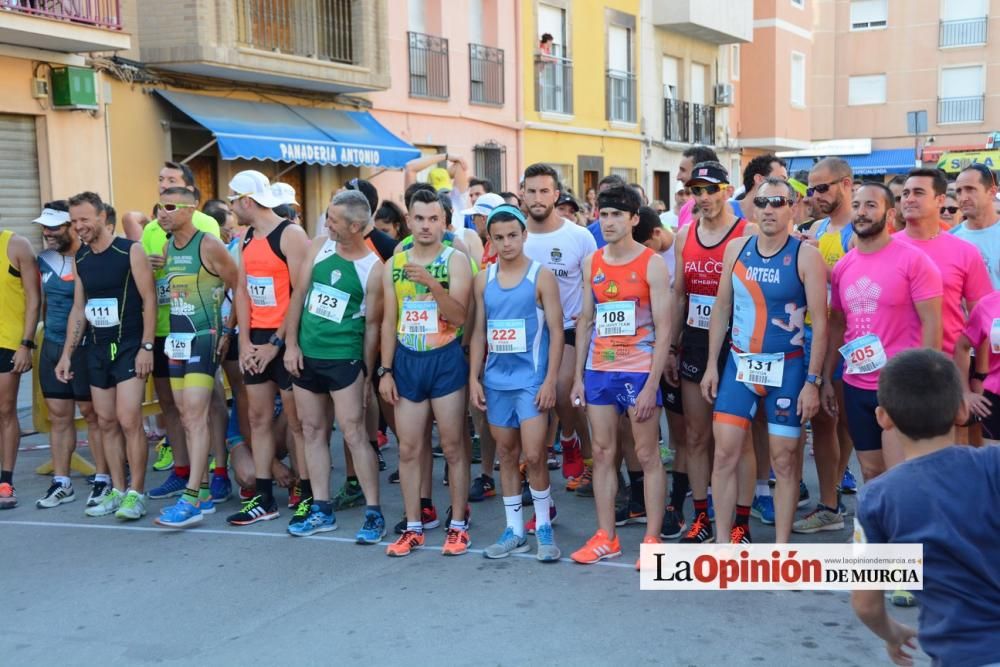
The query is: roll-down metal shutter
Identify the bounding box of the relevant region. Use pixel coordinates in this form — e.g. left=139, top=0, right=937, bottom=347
left=0, top=114, right=42, bottom=250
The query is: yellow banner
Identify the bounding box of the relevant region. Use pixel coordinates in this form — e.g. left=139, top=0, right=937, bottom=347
left=937, top=150, right=1000, bottom=173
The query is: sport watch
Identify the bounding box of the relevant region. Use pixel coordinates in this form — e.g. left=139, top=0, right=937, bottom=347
left=376, top=366, right=393, bottom=378
left=268, top=333, right=284, bottom=347
left=141, top=342, right=154, bottom=352
left=806, top=374, right=824, bottom=388
left=20, top=339, right=35, bottom=350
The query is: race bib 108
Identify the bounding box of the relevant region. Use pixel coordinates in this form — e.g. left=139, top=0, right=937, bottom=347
left=596, top=301, right=636, bottom=337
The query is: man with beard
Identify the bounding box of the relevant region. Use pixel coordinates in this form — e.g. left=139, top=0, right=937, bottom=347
left=34, top=202, right=107, bottom=508
left=822, top=183, right=942, bottom=484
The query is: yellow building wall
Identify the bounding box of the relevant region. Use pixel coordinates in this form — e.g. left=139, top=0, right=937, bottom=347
left=107, top=78, right=166, bottom=217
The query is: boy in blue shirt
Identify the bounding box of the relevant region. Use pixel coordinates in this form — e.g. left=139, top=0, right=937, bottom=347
left=852, top=348, right=1000, bottom=667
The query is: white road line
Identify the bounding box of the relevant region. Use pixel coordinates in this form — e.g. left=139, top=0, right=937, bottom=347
left=0, top=519, right=635, bottom=570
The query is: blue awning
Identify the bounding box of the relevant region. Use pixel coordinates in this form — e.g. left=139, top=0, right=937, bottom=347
left=156, top=90, right=420, bottom=169
left=786, top=148, right=916, bottom=176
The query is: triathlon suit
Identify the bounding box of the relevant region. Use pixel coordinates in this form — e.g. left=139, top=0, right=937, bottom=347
left=38, top=248, right=90, bottom=400
left=75, top=237, right=144, bottom=389
left=242, top=220, right=294, bottom=389
left=679, top=217, right=748, bottom=383
left=391, top=245, right=467, bottom=402
left=141, top=213, right=220, bottom=379
left=714, top=236, right=807, bottom=438
left=803, top=217, right=852, bottom=381
left=482, top=261, right=549, bottom=428
left=0, top=230, right=26, bottom=374
left=164, top=231, right=224, bottom=390
left=295, top=239, right=380, bottom=393
left=584, top=246, right=661, bottom=413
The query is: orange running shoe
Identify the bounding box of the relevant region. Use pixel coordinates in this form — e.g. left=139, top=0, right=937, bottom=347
left=730, top=525, right=752, bottom=544
left=386, top=530, right=425, bottom=557
left=566, top=465, right=592, bottom=492
left=441, top=527, right=471, bottom=556
left=636, top=535, right=660, bottom=570
left=570, top=529, right=622, bottom=564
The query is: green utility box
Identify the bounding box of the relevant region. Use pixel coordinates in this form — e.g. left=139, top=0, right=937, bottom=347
left=51, top=66, right=98, bottom=110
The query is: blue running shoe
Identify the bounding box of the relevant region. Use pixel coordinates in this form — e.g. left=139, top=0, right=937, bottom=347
left=839, top=468, right=858, bottom=495
left=483, top=527, right=530, bottom=559
left=355, top=510, right=387, bottom=545
left=198, top=497, right=216, bottom=515
left=287, top=505, right=337, bottom=537
left=707, top=494, right=715, bottom=521
left=751, top=495, right=775, bottom=525
left=155, top=497, right=203, bottom=528
left=535, top=523, right=561, bottom=562
left=210, top=474, right=232, bottom=503
left=149, top=472, right=188, bottom=499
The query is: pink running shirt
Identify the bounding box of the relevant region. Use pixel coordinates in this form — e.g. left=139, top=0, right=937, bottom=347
left=830, top=237, right=943, bottom=391
left=962, top=291, right=1000, bottom=395
left=895, top=231, right=993, bottom=355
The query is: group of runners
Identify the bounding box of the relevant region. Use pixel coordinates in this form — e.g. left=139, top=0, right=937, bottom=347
left=2, top=151, right=999, bottom=578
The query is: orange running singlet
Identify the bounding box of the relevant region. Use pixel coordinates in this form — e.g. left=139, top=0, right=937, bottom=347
left=242, top=221, right=292, bottom=330
left=586, top=246, right=655, bottom=372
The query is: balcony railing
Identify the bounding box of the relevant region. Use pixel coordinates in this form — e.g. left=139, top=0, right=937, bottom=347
left=939, top=17, right=988, bottom=48
left=408, top=31, right=449, bottom=99
left=606, top=69, right=636, bottom=123
left=236, top=0, right=354, bottom=64
left=664, top=98, right=690, bottom=142
left=3, top=0, right=122, bottom=29
left=535, top=54, right=573, bottom=114
left=692, top=103, right=716, bottom=145
left=938, top=95, right=985, bottom=123
left=469, top=43, right=504, bottom=106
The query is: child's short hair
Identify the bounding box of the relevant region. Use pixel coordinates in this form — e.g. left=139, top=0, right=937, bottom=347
left=877, top=349, right=962, bottom=439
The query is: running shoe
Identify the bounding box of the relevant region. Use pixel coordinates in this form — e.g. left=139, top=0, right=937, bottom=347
left=85, top=487, right=123, bottom=517
left=332, top=480, right=364, bottom=511
left=483, top=527, right=529, bottom=559
left=535, top=523, right=561, bottom=562
left=526, top=504, right=558, bottom=535
left=148, top=471, right=188, bottom=499
left=615, top=502, right=647, bottom=526
left=751, top=495, right=775, bottom=525
left=227, top=495, right=279, bottom=526
left=288, top=483, right=303, bottom=509
left=36, top=482, right=75, bottom=509
left=152, top=441, right=174, bottom=471
left=441, top=527, right=471, bottom=556
left=468, top=474, right=496, bottom=502
left=432, top=445, right=444, bottom=458
left=561, top=433, right=584, bottom=479
left=679, top=512, right=714, bottom=544
left=444, top=503, right=472, bottom=529
left=798, top=481, right=811, bottom=508
left=573, top=466, right=594, bottom=497
left=730, top=525, right=752, bottom=544
left=288, top=499, right=312, bottom=528
left=570, top=529, right=622, bottom=564
left=660, top=506, right=686, bottom=539
left=386, top=530, right=424, bottom=557
left=115, top=490, right=147, bottom=520
left=287, top=505, right=337, bottom=537
left=86, top=481, right=110, bottom=507
left=198, top=497, right=216, bottom=515
left=155, top=497, right=203, bottom=528
left=792, top=507, right=845, bottom=534
left=546, top=447, right=559, bottom=470
left=839, top=468, right=858, bottom=495
left=210, top=474, right=232, bottom=503
left=388, top=469, right=400, bottom=484
left=393, top=505, right=440, bottom=534
left=891, top=590, right=918, bottom=608
left=636, top=535, right=660, bottom=570
left=355, top=510, right=386, bottom=544
left=239, top=486, right=254, bottom=501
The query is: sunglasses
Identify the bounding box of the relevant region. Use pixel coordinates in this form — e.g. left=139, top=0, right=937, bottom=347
left=753, top=196, right=792, bottom=209
left=806, top=180, right=841, bottom=197
left=158, top=202, right=198, bottom=212
left=689, top=184, right=722, bottom=196
left=227, top=193, right=249, bottom=202
left=940, top=206, right=959, bottom=215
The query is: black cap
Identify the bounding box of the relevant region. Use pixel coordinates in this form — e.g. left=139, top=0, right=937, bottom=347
left=556, top=193, right=579, bottom=213
left=345, top=178, right=378, bottom=215
left=685, top=162, right=729, bottom=186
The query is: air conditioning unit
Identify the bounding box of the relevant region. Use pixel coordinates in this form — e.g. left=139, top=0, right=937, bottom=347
left=714, top=83, right=734, bottom=107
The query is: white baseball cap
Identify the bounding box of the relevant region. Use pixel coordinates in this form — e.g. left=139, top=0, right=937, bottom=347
left=33, top=208, right=71, bottom=227
left=468, top=192, right=505, bottom=217
left=229, top=170, right=281, bottom=208
left=271, top=182, right=299, bottom=207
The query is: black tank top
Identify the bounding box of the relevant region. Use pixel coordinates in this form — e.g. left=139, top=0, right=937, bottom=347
left=76, top=237, right=143, bottom=344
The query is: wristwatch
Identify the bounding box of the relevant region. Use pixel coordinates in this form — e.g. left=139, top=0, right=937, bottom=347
left=376, top=366, right=393, bottom=378
left=806, top=374, right=824, bottom=388
left=20, top=338, right=35, bottom=350
left=141, top=342, right=154, bottom=352
left=268, top=333, right=284, bottom=347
